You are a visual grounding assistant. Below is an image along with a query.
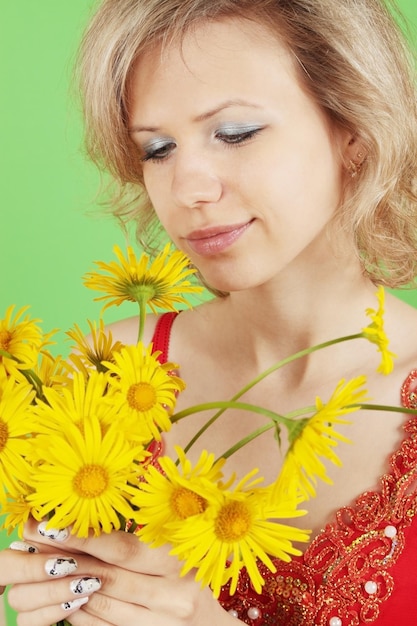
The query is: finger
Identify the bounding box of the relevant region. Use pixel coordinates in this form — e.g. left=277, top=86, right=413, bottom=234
left=82, top=577, right=219, bottom=626
left=25, top=518, right=181, bottom=577
left=8, top=576, right=102, bottom=612
left=0, top=550, right=76, bottom=586
left=72, top=592, right=154, bottom=626
left=15, top=596, right=90, bottom=626
left=9, top=539, right=58, bottom=556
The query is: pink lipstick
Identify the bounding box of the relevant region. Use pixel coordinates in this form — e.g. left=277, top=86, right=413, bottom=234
left=184, top=220, right=253, bottom=256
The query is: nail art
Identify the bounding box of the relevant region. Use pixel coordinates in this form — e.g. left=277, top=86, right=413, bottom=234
left=45, top=557, right=78, bottom=577
left=9, top=541, right=39, bottom=553
left=70, top=577, right=102, bottom=595
left=38, top=521, right=69, bottom=542
left=62, top=596, right=89, bottom=611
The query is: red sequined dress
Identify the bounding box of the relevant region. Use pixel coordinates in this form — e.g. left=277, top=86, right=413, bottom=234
left=152, top=312, right=417, bottom=626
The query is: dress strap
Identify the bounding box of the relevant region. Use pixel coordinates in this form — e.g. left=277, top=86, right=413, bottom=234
left=151, top=311, right=179, bottom=363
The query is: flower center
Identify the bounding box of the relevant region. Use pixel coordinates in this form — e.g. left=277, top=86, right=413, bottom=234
left=73, top=464, right=109, bottom=498
left=127, top=283, right=157, bottom=304
left=127, top=382, right=157, bottom=411
left=170, top=487, right=208, bottom=519
left=215, top=500, right=253, bottom=542
left=0, top=419, right=9, bottom=452
left=0, top=329, right=12, bottom=352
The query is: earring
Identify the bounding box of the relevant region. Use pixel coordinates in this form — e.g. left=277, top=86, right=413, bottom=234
left=348, top=153, right=365, bottom=178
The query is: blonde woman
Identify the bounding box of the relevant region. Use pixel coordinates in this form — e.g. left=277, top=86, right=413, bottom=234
left=2, top=1, right=417, bottom=624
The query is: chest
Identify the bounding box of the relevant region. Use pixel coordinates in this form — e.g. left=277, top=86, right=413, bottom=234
left=164, top=362, right=408, bottom=536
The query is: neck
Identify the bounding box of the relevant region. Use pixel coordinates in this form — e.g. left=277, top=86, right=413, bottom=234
left=210, top=256, right=378, bottom=386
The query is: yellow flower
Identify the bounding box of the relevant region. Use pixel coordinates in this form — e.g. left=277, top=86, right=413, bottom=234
left=33, top=351, right=73, bottom=390
left=104, top=343, right=185, bottom=441
left=0, top=305, right=44, bottom=374
left=0, top=481, right=36, bottom=537
left=83, top=243, right=203, bottom=312
left=28, top=417, right=145, bottom=537
left=66, top=319, right=124, bottom=374
left=169, top=471, right=309, bottom=597
left=274, top=376, right=368, bottom=502
left=0, top=377, right=36, bottom=500
left=362, top=286, right=396, bottom=374
left=133, top=446, right=226, bottom=546
left=31, top=370, right=148, bottom=453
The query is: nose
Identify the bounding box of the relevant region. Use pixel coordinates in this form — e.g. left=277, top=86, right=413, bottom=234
left=171, top=152, right=223, bottom=208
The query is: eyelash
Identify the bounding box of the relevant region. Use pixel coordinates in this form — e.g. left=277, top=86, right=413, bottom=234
left=215, top=127, right=263, bottom=146
left=140, top=141, right=176, bottom=163
left=140, top=127, right=263, bottom=164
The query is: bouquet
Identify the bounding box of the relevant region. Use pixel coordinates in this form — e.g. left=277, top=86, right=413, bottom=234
left=0, top=243, right=402, bottom=606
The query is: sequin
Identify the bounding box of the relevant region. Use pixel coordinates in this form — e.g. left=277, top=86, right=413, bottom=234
left=218, top=385, right=417, bottom=625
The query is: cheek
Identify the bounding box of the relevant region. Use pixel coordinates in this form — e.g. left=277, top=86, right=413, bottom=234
left=143, top=171, right=172, bottom=222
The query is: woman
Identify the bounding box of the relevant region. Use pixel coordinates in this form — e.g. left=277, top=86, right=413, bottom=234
left=2, top=0, right=417, bottom=624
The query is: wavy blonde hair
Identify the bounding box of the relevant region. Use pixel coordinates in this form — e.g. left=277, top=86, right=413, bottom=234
left=77, top=0, right=417, bottom=287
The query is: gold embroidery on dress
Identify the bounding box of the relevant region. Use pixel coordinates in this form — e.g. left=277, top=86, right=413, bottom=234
left=218, top=378, right=417, bottom=625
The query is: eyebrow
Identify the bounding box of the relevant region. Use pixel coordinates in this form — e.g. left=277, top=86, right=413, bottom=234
left=128, top=99, right=262, bottom=134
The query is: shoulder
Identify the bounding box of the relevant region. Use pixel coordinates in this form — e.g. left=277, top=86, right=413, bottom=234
left=385, top=292, right=417, bottom=368
left=104, top=314, right=160, bottom=346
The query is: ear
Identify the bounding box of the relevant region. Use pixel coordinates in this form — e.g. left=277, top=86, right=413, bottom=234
left=343, top=134, right=367, bottom=178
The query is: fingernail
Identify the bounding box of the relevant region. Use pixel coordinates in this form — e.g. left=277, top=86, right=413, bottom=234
left=62, top=596, right=89, bottom=611
left=70, top=577, right=101, bottom=595
left=38, top=521, right=69, bottom=542
left=45, top=557, right=78, bottom=577
left=9, top=541, right=39, bottom=553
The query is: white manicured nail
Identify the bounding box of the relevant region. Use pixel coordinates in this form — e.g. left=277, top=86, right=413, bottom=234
left=62, top=596, right=89, bottom=611
left=38, top=521, right=69, bottom=542
left=45, top=557, right=78, bottom=577
left=9, top=541, right=39, bottom=553
left=70, top=577, right=102, bottom=595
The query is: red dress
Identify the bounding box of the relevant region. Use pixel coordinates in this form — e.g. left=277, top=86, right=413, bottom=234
left=152, top=312, right=417, bottom=626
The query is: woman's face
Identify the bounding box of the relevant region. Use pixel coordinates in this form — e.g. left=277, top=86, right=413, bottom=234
left=128, top=19, right=353, bottom=293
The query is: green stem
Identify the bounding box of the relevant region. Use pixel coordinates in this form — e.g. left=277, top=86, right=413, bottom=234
left=176, top=333, right=363, bottom=453
left=350, top=402, right=417, bottom=415
left=137, top=299, right=147, bottom=343
left=0, top=349, right=45, bottom=399
left=232, top=334, right=363, bottom=399
left=22, top=369, right=44, bottom=394
left=171, top=400, right=292, bottom=428
left=218, top=423, right=275, bottom=460
left=217, top=399, right=417, bottom=465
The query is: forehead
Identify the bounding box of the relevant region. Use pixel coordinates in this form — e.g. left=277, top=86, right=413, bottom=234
left=128, top=18, right=303, bottom=123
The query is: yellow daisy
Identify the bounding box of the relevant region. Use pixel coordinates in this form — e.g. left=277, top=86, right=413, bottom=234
left=0, top=377, right=36, bottom=500
left=169, top=471, right=309, bottom=597
left=104, top=342, right=185, bottom=441
left=67, top=319, right=124, bottom=374
left=33, top=351, right=74, bottom=390
left=31, top=370, right=147, bottom=453
left=83, top=243, right=203, bottom=313
left=0, top=481, right=36, bottom=537
left=133, top=446, right=226, bottom=546
left=274, top=376, right=368, bottom=501
left=0, top=365, right=8, bottom=399
left=0, top=305, right=44, bottom=374
left=362, top=286, right=396, bottom=374
left=28, top=417, right=146, bottom=537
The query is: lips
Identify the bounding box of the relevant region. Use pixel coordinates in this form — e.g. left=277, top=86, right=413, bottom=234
left=184, top=220, right=253, bottom=256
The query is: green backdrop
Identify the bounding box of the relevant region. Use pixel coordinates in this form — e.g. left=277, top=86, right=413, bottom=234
left=1, top=1, right=417, bottom=624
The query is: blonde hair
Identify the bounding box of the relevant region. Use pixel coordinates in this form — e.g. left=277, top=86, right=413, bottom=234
left=77, top=0, right=417, bottom=287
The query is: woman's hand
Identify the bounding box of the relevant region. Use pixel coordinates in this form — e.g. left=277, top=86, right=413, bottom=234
left=0, top=518, right=241, bottom=626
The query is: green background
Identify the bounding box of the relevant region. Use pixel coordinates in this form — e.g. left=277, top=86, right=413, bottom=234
left=1, top=1, right=417, bottom=624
